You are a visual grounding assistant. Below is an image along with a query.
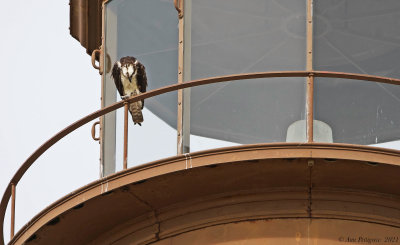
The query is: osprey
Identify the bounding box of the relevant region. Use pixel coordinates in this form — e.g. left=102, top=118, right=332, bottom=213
left=112, top=56, right=148, bottom=126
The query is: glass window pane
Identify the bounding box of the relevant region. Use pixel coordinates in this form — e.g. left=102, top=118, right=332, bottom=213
left=104, top=0, right=178, bottom=170
left=190, top=78, right=307, bottom=152
left=115, top=92, right=178, bottom=169
left=314, top=78, right=400, bottom=150
left=314, top=0, right=400, bottom=79
left=188, top=0, right=307, bottom=80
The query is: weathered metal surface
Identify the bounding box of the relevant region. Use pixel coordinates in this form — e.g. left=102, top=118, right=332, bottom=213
left=176, top=5, right=185, bottom=155
left=5, top=144, right=400, bottom=244
left=69, top=0, right=102, bottom=56
left=153, top=219, right=400, bottom=245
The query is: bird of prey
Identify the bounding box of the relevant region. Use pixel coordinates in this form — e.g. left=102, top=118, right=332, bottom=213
left=112, top=56, right=148, bottom=126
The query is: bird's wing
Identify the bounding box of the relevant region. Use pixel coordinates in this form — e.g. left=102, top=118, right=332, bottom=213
left=136, top=61, right=147, bottom=93
left=136, top=61, right=148, bottom=109
left=111, top=61, right=125, bottom=96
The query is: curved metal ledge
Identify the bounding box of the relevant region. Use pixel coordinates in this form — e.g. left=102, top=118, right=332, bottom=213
left=2, top=71, right=400, bottom=244
left=7, top=143, right=400, bottom=244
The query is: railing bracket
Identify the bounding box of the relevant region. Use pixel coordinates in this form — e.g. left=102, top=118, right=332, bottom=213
left=91, top=121, right=101, bottom=141
left=174, top=0, right=183, bottom=18
left=91, top=48, right=103, bottom=75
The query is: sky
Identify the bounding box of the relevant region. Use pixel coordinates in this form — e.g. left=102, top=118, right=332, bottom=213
left=0, top=0, right=101, bottom=242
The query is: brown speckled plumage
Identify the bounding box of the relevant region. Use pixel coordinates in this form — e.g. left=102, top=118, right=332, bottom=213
left=111, top=56, right=148, bottom=125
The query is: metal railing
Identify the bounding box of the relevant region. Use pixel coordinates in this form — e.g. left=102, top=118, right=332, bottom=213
left=2, top=70, right=400, bottom=245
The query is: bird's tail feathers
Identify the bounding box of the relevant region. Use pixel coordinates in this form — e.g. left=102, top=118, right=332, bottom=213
left=129, top=102, right=144, bottom=126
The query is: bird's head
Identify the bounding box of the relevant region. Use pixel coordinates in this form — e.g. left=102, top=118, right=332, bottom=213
left=117, top=59, right=139, bottom=82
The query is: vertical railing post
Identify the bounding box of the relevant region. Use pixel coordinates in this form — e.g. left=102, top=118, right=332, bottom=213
left=123, top=103, right=129, bottom=170
left=177, top=0, right=185, bottom=155
left=307, top=74, right=314, bottom=142
left=10, top=183, right=16, bottom=240
left=306, top=0, right=314, bottom=143
left=306, top=0, right=313, bottom=71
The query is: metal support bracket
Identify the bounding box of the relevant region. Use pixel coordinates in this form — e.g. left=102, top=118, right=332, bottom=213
left=91, top=121, right=101, bottom=141
left=174, top=0, right=183, bottom=18
left=91, top=47, right=103, bottom=75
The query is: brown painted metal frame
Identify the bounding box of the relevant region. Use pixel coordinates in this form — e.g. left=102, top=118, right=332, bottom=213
left=2, top=70, right=400, bottom=245
left=100, top=0, right=116, bottom=177
left=98, top=0, right=107, bottom=178
left=307, top=74, right=314, bottom=142
left=91, top=121, right=100, bottom=141
left=177, top=0, right=191, bottom=155
left=8, top=143, right=400, bottom=244
left=123, top=103, right=129, bottom=170
left=306, top=0, right=314, bottom=143
left=10, top=184, right=15, bottom=241
left=91, top=48, right=103, bottom=75
left=177, top=1, right=185, bottom=155
left=174, top=0, right=183, bottom=18
left=176, top=0, right=315, bottom=151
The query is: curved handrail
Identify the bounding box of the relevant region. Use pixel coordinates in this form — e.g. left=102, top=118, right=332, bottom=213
left=2, top=70, right=400, bottom=244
